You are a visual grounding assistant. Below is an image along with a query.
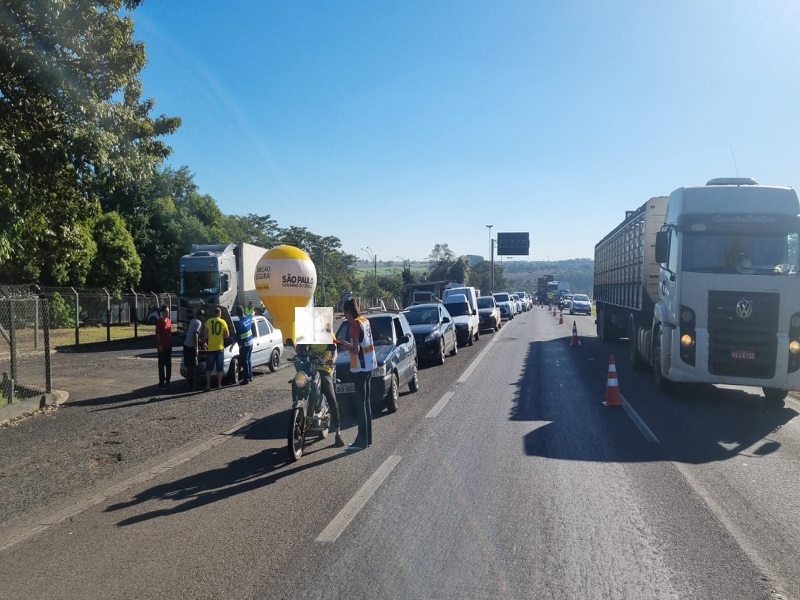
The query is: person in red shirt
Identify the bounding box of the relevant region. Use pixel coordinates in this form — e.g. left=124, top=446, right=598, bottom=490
left=155, top=305, right=173, bottom=389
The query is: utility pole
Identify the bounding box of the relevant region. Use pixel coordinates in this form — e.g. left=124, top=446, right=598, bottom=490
left=486, top=225, right=494, bottom=293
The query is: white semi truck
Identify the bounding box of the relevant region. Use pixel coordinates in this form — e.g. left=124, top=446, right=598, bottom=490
left=178, top=242, right=269, bottom=329
left=594, top=178, right=800, bottom=401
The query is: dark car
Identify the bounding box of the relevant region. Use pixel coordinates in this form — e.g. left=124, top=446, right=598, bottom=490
left=403, top=303, right=458, bottom=365
left=334, top=311, right=419, bottom=414
left=477, top=296, right=502, bottom=332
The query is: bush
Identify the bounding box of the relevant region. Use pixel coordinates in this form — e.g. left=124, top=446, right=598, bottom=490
left=50, top=292, right=77, bottom=329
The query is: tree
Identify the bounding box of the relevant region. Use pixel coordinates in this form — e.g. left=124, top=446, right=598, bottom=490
left=0, top=0, right=180, bottom=284
left=87, top=211, right=141, bottom=295
left=428, top=243, right=455, bottom=264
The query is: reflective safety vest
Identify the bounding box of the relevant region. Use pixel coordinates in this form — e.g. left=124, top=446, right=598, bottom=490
left=350, top=316, right=377, bottom=372
left=236, top=314, right=254, bottom=346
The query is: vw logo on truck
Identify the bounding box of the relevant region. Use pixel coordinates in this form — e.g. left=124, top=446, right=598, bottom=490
left=736, top=299, right=753, bottom=319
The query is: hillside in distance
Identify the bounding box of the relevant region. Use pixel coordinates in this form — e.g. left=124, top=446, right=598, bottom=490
left=503, top=258, right=594, bottom=295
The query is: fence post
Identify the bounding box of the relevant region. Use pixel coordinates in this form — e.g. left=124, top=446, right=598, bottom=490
left=71, top=287, right=80, bottom=346
left=104, top=288, right=111, bottom=342
left=131, top=288, right=138, bottom=339
left=34, top=294, right=39, bottom=351
left=42, top=295, right=51, bottom=393
left=9, top=298, right=17, bottom=384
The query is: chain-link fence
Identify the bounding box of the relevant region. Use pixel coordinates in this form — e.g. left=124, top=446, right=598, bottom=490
left=0, top=292, right=51, bottom=403
left=0, top=285, right=177, bottom=349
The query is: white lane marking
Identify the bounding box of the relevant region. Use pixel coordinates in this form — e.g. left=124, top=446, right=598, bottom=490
left=426, top=391, right=455, bottom=419
left=457, top=329, right=501, bottom=384
left=621, top=395, right=660, bottom=443
left=316, top=455, right=402, bottom=543
left=0, top=414, right=255, bottom=553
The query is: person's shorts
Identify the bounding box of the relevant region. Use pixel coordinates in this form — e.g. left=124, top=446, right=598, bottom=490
left=206, top=350, right=224, bottom=374
left=183, top=345, right=198, bottom=368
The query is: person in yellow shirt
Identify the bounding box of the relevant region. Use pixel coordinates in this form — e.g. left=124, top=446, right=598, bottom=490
left=205, top=307, right=230, bottom=391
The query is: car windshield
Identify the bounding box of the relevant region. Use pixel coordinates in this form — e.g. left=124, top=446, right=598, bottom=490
left=368, top=316, right=394, bottom=345
left=494, top=293, right=510, bottom=302
left=444, top=302, right=470, bottom=317
left=405, top=307, right=439, bottom=325
left=573, top=294, right=589, bottom=302
left=477, top=297, right=494, bottom=309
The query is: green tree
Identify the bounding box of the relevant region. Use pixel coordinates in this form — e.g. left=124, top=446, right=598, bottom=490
left=0, top=0, right=180, bottom=284
left=87, top=211, right=141, bottom=295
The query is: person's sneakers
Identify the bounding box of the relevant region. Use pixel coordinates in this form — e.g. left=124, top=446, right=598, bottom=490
left=334, top=434, right=346, bottom=447
left=239, top=379, right=249, bottom=385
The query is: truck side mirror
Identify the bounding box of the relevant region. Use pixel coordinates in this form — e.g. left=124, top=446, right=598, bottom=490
left=655, top=231, right=668, bottom=264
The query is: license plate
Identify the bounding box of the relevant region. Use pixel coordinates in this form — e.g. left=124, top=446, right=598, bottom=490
left=336, top=382, right=354, bottom=394
left=731, top=350, right=756, bottom=360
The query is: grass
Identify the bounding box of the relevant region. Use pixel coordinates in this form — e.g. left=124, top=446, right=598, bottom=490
left=50, top=324, right=154, bottom=347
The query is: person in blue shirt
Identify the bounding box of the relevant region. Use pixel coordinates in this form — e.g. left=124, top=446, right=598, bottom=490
left=234, top=305, right=254, bottom=384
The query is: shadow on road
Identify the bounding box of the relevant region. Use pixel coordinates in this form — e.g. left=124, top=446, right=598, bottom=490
left=105, top=444, right=349, bottom=527
left=510, top=337, right=798, bottom=465
left=63, top=384, right=201, bottom=411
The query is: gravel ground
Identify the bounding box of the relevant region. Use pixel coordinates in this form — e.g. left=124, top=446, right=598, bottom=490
left=0, top=336, right=299, bottom=526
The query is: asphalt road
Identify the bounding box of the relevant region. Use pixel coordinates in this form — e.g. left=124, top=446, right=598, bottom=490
left=1, top=308, right=799, bottom=599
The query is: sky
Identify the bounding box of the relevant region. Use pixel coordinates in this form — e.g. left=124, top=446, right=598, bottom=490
left=132, top=1, right=800, bottom=263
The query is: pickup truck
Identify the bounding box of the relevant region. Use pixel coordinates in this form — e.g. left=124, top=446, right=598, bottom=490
left=180, top=313, right=284, bottom=384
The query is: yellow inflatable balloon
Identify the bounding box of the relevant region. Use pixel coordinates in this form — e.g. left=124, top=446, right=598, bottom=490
left=254, top=245, right=317, bottom=346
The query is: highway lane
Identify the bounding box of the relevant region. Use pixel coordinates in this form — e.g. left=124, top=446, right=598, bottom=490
left=2, top=308, right=798, bottom=599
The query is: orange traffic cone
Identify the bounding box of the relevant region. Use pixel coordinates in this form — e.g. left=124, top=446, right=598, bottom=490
left=558, top=312, right=563, bottom=325
left=604, top=355, right=623, bottom=406
left=570, top=321, right=578, bottom=345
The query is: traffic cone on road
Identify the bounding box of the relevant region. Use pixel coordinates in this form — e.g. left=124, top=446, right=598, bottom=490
left=558, top=312, right=563, bottom=325
left=570, top=321, right=578, bottom=346
left=603, top=355, right=624, bottom=406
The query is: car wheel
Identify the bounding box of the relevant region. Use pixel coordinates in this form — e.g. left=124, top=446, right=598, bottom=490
left=474, top=328, right=479, bottom=342
left=225, top=357, right=239, bottom=385
left=436, top=341, right=446, bottom=365
left=408, top=362, right=419, bottom=393
left=268, top=348, right=280, bottom=373
left=468, top=331, right=474, bottom=346
left=450, top=335, right=458, bottom=356
left=385, top=373, right=399, bottom=413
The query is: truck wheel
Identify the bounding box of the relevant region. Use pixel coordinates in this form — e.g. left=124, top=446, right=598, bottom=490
left=652, top=326, right=671, bottom=392
left=763, top=387, right=787, bottom=403
left=629, top=316, right=643, bottom=370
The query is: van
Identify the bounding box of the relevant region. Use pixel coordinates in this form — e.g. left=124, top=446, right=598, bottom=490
left=443, top=291, right=480, bottom=346
left=442, top=286, right=479, bottom=316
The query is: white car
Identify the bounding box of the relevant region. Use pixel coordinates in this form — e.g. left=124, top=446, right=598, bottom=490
left=569, top=294, right=592, bottom=316
left=181, top=312, right=284, bottom=384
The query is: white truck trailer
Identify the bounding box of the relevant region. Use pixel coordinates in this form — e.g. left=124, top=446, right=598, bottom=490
left=594, top=178, right=800, bottom=401
left=178, top=242, right=269, bottom=329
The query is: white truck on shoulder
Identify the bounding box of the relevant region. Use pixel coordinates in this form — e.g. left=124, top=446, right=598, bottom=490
left=594, top=178, right=800, bottom=402
left=179, top=242, right=268, bottom=329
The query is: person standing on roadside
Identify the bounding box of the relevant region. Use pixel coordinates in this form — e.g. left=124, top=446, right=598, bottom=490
left=234, top=305, right=254, bottom=384
left=245, top=300, right=255, bottom=316
left=155, top=305, right=173, bottom=389
left=183, top=308, right=205, bottom=390
left=205, top=307, right=229, bottom=391
left=340, top=299, right=376, bottom=450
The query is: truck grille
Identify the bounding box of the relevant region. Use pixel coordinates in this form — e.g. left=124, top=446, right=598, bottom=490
left=707, top=291, right=778, bottom=379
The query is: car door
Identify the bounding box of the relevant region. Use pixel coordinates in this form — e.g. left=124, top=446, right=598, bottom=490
left=440, top=305, right=455, bottom=351
left=250, top=317, right=270, bottom=367
left=393, top=315, right=415, bottom=386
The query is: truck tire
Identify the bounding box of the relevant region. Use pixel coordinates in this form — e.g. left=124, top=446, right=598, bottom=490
left=652, top=326, right=671, bottom=392
left=628, top=315, right=643, bottom=370
left=598, top=307, right=619, bottom=343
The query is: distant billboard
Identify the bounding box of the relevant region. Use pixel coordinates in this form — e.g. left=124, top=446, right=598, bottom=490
left=497, top=232, right=530, bottom=256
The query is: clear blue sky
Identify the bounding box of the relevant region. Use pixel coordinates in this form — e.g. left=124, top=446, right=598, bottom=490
left=133, top=1, right=800, bottom=263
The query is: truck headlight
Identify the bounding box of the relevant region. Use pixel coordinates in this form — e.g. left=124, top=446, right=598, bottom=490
left=791, top=340, right=800, bottom=355
left=680, top=334, right=695, bottom=348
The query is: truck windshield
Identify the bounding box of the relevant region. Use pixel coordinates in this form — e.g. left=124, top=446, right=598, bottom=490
left=682, top=233, right=799, bottom=275
left=181, top=271, right=219, bottom=295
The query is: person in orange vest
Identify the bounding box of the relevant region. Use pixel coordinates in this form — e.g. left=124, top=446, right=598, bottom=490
left=340, top=299, right=377, bottom=450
